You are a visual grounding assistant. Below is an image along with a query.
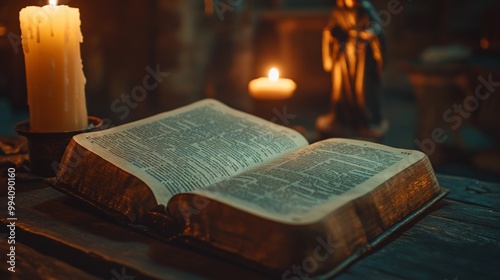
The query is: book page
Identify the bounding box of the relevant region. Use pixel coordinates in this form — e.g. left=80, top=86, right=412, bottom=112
left=73, top=99, right=308, bottom=206
left=196, top=138, right=425, bottom=224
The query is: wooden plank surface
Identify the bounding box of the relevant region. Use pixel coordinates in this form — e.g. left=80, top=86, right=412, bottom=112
left=0, top=173, right=499, bottom=279
left=0, top=235, right=99, bottom=280
left=436, top=174, right=500, bottom=208
left=0, top=186, right=271, bottom=279
left=331, top=175, right=500, bottom=280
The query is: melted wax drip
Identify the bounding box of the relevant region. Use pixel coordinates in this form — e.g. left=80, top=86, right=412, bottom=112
left=50, top=21, right=54, bottom=37
left=36, top=24, right=40, bottom=43
left=64, top=11, right=70, bottom=113
left=48, top=57, right=55, bottom=100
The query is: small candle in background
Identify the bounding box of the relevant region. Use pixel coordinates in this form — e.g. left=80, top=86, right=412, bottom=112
left=248, top=68, right=296, bottom=100
left=248, top=68, right=297, bottom=124
left=19, top=0, right=88, bottom=132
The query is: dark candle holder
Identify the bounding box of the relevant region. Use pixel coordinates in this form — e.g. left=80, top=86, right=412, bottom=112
left=14, top=116, right=104, bottom=177
left=251, top=97, right=292, bottom=126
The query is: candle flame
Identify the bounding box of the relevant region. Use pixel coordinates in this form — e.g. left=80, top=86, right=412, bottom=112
left=269, top=68, right=279, bottom=82
left=49, top=0, right=57, bottom=6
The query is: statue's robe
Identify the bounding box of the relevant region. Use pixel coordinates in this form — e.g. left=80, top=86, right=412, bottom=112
left=322, top=0, right=385, bottom=129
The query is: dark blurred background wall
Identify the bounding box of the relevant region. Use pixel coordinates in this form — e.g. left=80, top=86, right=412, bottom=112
left=1, top=0, right=499, bottom=180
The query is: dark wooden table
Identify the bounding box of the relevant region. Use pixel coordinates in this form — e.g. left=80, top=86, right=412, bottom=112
left=0, top=168, right=499, bottom=279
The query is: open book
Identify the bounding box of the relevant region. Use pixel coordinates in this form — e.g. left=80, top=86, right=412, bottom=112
left=51, top=99, right=445, bottom=277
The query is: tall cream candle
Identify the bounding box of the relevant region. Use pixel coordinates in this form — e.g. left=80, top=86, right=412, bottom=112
left=20, top=1, right=87, bottom=132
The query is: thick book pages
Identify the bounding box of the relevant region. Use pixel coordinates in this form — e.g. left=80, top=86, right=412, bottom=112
left=168, top=139, right=441, bottom=275
left=56, top=99, right=308, bottom=223
left=53, top=99, right=444, bottom=277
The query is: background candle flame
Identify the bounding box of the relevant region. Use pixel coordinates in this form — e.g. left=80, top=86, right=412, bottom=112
left=269, top=68, right=279, bottom=82
left=49, top=0, right=57, bottom=6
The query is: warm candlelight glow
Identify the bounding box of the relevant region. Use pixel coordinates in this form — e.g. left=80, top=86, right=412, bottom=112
left=269, top=68, right=279, bottom=82
left=20, top=2, right=88, bottom=132
left=248, top=67, right=296, bottom=100
left=0, top=24, right=6, bottom=37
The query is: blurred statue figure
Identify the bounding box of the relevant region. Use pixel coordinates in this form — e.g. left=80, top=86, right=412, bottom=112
left=317, top=0, right=387, bottom=138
